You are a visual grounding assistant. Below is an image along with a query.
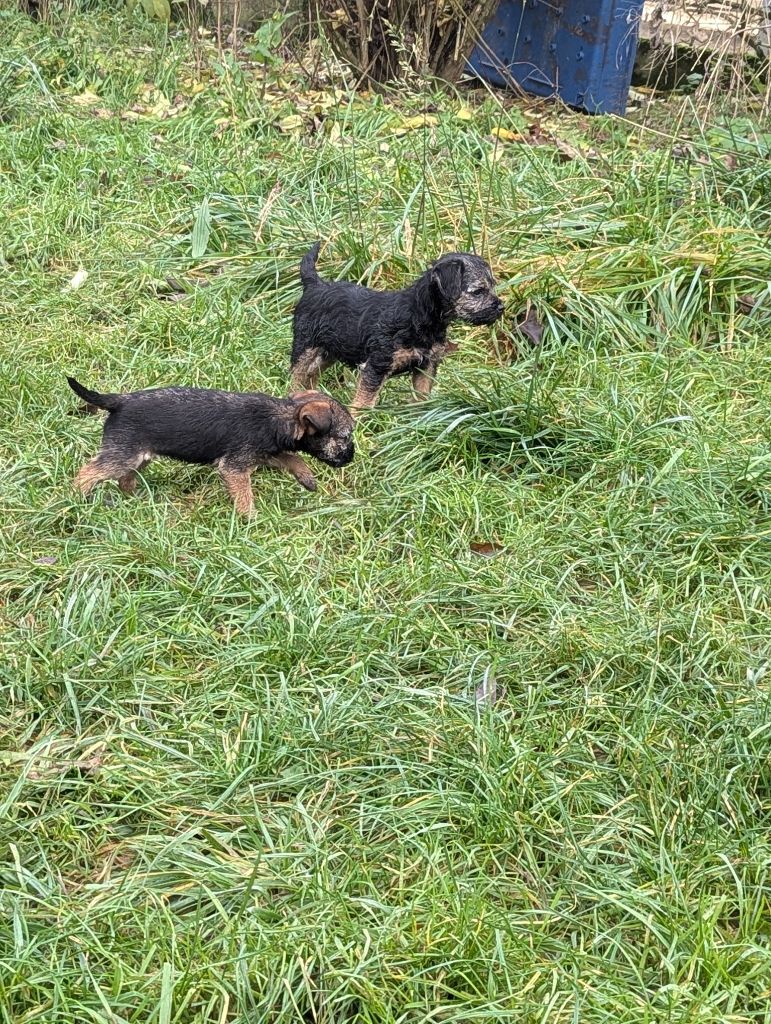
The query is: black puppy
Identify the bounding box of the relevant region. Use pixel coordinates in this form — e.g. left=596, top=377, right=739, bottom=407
left=290, top=244, right=504, bottom=411
left=67, top=377, right=354, bottom=516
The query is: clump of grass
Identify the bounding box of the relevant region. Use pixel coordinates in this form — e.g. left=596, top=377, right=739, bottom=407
left=1, top=9, right=771, bottom=1023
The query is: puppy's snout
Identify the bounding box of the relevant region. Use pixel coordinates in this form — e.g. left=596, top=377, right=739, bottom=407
left=332, top=446, right=355, bottom=468
left=324, top=441, right=355, bottom=468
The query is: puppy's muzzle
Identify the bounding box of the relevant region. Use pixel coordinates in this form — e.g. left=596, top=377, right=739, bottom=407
left=483, top=300, right=505, bottom=323
left=323, top=444, right=355, bottom=468
left=464, top=300, right=505, bottom=326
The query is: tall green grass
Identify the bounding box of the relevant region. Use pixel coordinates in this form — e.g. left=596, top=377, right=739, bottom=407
left=1, top=9, right=770, bottom=1023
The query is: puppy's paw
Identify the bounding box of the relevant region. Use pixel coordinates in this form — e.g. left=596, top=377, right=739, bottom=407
left=297, top=473, right=318, bottom=492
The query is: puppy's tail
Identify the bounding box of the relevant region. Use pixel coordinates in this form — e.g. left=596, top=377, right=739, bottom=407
left=67, top=377, right=122, bottom=412
left=299, top=242, right=321, bottom=288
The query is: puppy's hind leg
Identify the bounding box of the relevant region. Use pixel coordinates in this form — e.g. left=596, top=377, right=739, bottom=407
left=117, top=456, right=152, bottom=494
left=74, top=449, right=148, bottom=497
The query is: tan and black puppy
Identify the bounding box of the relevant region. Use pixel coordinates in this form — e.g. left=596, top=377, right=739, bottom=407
left=67, top=377, right=354, bottom=516
left=290, top=244, right=505, bottom=412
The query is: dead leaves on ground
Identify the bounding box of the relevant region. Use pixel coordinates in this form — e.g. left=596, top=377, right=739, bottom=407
left=2, top=739, right=108, bottom=782
left=489, top=119, right=597, bottom=162
left=68, top=82, right=201, bottom=123
left=516, top=305, right=545, bottom=347
left=474, top=669, right=504, bottom=707
left=494, top=304, right=545, bottom=363
left=470, top=540, right=506, bottom=557
left=737, top=294, right=759, bottom=315
left=393, top=113, right=439, bottom=136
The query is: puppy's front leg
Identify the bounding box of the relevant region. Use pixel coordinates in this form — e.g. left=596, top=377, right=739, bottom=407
left=351, top=363, right=389, bottom=414
left=412, top=363, right=437, bottom=400
left=290, top=347, right=330, bottom=391
left=267, top=453, right=317, bottom=491
left=217, top=463, right=255, bottom=516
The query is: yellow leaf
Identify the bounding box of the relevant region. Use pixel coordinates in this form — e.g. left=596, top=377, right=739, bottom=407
left=149, top=95, right=171, bottom=118
left=141, top=0, right=170, bottom=20
left=491, top=126, right=527, bottom=143
left=393, top=113, right=439, bottom=137
left=71, top=90, right=100, bottom=107
left=277, top=114, right=304, bottom=134
left=305, top=90, right=337, bottom=112
left=400, top=114, right=438, bottom=130
left=456, top=105, right=473, bottom=122
left=180, top=77, right=205, bottom=95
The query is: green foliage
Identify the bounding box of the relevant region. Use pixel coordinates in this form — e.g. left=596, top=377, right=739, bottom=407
left=1, top=9, right=771, bottom=1024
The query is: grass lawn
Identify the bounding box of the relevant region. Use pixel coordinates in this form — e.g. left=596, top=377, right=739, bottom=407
left=2, top=9, right=771, bottom=1022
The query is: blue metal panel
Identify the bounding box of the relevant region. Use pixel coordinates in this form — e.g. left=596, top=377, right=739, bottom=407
left=468, top=0, right=645, bottom=115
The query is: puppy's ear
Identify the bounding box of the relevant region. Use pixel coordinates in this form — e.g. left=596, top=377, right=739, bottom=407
left=431, top=258, right=463, bottom=302
left=298, top=399, right=333, bottom=436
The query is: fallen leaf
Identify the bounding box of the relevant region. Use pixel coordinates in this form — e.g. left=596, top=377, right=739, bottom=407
left=723, top=152, right=739, bottom=171
left=141, top=0, right=170, bottom=21
left=34, top=556, right=58, bottom=566
left=491, top=126, right=527, bottom=143
left=475, top=670, right=501, bottom=706
left=277, top=113, right=304, bottom=134
left=149, top=95, right=172, bottom=118
left=327, top=7, right=349, bottom=27
left=470, top=541, right=505, bottom=557
left=552, top=138, right=586, bottom=161
left=737, top=294, right=758, bottom=314
left=303, top=89, right=338, bottom=115
left=516, top=305, right=544, bottom=346
left=153, top=276, right=192, bottom=302
left=70, top=89, right=100, bottom=107
left=394, top=113, right=438, bottom=135
left=456, top=105, right=473, bottom=122
left=62, top=269, right=88, bottom=293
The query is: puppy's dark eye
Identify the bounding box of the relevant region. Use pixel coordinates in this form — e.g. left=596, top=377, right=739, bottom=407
left=468, top=286, right=487, bottom=295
